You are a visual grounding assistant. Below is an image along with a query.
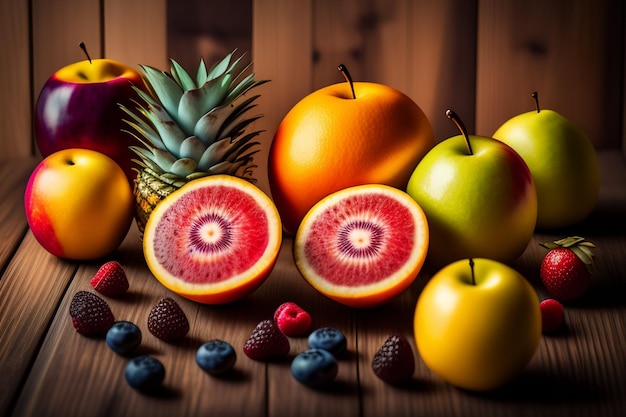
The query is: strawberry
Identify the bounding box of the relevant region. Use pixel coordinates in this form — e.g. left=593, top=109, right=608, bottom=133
left=273, top=302, right=312, bottom=336
left=539, top=236, right=596, bottom=302
left=69, top=290, right=115, bottom=337
left=371, top=335, right=415, bottom=385
left=90, top=261, right=129, bottom=297
left=147, top=297, right=190, bottom=342
left=540, top=299, right=564, bottom=334
left=243, top=319, right=290, bottom=361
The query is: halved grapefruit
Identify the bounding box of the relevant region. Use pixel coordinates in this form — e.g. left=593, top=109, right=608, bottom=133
left=143, top=175, right=282, bottom=304
left=294, top=184, right=429, bottom=308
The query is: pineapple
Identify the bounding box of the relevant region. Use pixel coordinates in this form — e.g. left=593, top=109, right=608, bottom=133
left=120, top=51, right=268, bottom=236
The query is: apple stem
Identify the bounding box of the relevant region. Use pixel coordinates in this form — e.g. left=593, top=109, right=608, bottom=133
left=446, top=109, right=473, bottom=155
left=79, top=42, right=92, bottom=64
left=532, top=91, right=540, bottom=113
left=469, top=258, right=476, bottom=285
left=338, top=64, right=356, bottom=99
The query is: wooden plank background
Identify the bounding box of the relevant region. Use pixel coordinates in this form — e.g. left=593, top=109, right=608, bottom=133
left=1, top=0, right=624, bottom=198
left=1, top=2, right=626, bottom=416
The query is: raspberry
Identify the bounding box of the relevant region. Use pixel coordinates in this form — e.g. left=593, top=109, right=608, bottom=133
left=69, top=290, right=115, bottom=337
left=147, top=297, right=190, bottom=342
left=274, top=302, right=312, bottom=336
left=540, top=299, right=564, bottom=334
left=371, top=335, right=415, bottom=384
left=90, top=261, right=129, bottom=297
left=243, top=319, right=290, bottom=361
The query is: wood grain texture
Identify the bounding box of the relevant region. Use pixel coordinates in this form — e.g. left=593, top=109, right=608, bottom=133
left=31, top=0, right=102, bottom=112
left=312, top=0, right=412, bottom=90
left=311, top=0, right=478, bottom=141
left=0, top=158, right=38, bottom=268
left=265, top=246, right=360, bottom=417
left=251, top=0, right=478, bottom=196
left=167, top=0, right=252, bottom=73
left=407, top=0, right=478, bottom=141
left=104, top=0, right=168, bottom=69
left=475, top=0, right=624, bottom=148
left=252, top=0, right=314, bottom=197
left=621, top=11, right=626, bottom=157
left=0, top=232, right=78, bottom=417
left=0, top=0, right=32, bottom=157
left=11, top=225, right=269, bottom=417
left=2, top=1, right=626, bottom=415
left=2, top=151, right=625, bottom=417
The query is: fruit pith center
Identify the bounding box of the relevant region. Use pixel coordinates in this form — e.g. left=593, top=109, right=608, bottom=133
left=337, top=220, right=384, bottom=260
left=189, top=213, right=232, bottom=254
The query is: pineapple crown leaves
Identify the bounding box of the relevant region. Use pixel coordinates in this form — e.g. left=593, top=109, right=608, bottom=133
left=540, top=236, right=596, bottom=272
left=139, top=50, right=268, bottom=135
left=128, top=130, right=262, bottom=179
left=119, top=50, right=269, bottom=181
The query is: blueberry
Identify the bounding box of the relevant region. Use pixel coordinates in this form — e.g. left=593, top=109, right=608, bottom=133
left=307, top=327, right=347, bottom=356
left=124, top=355, right=165, bottom=392
left=196, top=339, right=237, bottom=376
left=291, top=349, right=338, bottom=387
left=106, top=321, right=142, bottom=355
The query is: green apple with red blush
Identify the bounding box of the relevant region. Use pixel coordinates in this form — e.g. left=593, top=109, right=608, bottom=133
left=406, top=110, right=537, bottom=268
left=492, top=92, right=600, bottom=229
left=34, top=43, right=146, bottom=182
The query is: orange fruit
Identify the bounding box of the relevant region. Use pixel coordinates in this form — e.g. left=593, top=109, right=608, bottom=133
left=268, top=81, right=435, bottom=235
left=143, top=175, right=282, bottom=304
left=294, top=184, right=429, bottom=308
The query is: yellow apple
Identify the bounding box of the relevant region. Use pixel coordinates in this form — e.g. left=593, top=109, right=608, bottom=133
left=24, top=148, right=135, bottom=260
left=414, top=258, right=541, bottom=391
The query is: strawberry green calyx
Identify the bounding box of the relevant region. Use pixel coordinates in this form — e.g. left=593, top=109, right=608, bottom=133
left=540, top=236, right=596, bottom=271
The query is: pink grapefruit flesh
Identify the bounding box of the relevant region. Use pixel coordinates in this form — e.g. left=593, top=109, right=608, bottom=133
left=143, top=175, right=282, bottom=304
left=294, top=184, right=429, bottom=308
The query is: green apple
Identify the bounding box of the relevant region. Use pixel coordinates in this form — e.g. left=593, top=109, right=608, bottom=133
left=414, top=258, right=541, bottom=391
left=406, top=110, right=537, bottom=268
left=492, top=92, right=600, bottom=229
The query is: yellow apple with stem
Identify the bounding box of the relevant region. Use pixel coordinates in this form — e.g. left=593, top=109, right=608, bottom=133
left=492, top=92, right=600, bottom=229
left=414, top=258, right=541, bottom=391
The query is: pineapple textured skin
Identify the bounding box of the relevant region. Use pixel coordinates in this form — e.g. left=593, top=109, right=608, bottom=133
left=133, top=168, right=180, bottom=236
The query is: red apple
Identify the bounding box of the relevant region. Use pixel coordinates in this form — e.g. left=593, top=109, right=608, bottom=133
left=34, top=47, right=146, bottom=182
left=24, top=148, right=135, bottom=261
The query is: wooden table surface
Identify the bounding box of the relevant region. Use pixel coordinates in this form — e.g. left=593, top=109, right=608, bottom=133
left=1, top=151, right=625, bottom=417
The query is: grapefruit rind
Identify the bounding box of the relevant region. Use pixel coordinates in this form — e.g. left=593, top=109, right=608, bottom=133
left=294, top=184, right=429, bottom=308
left=143, top=175, right=282, bottom=304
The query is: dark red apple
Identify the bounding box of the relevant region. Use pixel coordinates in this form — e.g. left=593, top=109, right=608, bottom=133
left=34, top=54, right=146, bottom=182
